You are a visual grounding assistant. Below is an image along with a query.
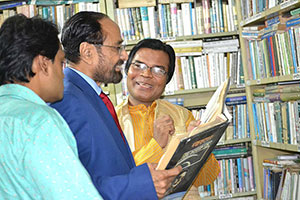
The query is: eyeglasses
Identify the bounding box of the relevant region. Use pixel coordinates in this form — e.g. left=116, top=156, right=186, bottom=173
left=93, top=44, right=126, bottom=55
left=131, top=62, right=167, bottom=78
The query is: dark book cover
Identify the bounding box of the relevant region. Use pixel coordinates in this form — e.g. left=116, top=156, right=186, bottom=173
left=164, top=119, right=230, bottom=196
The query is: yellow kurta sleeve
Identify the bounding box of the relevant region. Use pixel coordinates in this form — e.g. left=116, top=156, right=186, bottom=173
left=132, top=138, right=164, bottom=166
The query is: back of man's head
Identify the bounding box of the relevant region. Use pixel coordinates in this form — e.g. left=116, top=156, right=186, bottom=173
left=0, top=14, right=59, bottom=85
left=61, top=11, right=108, bottom=64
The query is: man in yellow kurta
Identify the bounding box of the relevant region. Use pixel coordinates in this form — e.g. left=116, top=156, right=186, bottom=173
left=116, top=39, right=220, bottom=190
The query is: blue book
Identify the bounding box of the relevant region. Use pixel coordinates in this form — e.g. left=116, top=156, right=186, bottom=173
left=252, top=103, right=261, bottom=140
left=189, top=2, right=194, bottom=35
left=246, top=105, right=250, bottom=138
left=237, top=158, right=243, bottom=192
left=288, top=28, right=298, bottom=73
left=286, top=17, right=300, bottom=28
left=249, top=41, right=257, bottom=80
left=233, top=106, right=237, bottom=139
left=225, top=96, right=247, bottom=102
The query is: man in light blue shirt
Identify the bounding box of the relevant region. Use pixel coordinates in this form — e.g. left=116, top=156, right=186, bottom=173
left=0, top=15, right=102, bottom=199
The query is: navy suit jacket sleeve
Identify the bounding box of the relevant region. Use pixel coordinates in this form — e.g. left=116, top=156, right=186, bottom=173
left=50, top=73, right=157, bottom=200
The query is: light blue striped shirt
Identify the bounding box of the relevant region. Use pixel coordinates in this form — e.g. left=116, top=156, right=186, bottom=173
left=0, top=84, right=103, bottom=200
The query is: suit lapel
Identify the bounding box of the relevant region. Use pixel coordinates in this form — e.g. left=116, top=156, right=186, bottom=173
left=64, top=68, right=135, bottom=168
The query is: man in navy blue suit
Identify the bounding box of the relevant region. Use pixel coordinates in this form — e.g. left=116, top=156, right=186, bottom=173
left=50, top=11, right=181, bottom=200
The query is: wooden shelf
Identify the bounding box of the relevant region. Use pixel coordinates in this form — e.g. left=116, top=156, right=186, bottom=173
left=28, top=0, right=99, bottom=5
left=240, top=0, right=300, bottom=27
left=246, top=74, right=300, bottom=86
left=253, top=140, right=300, bottom=153
left=217, top=138, right=251, bottom=146
left=202, top=191, right=257, bottom=200
left=124, top=31, right=239, bottom=50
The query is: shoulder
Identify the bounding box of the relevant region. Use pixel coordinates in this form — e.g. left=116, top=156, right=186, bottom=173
left=116, top=98, right=129, bottom=116
left=157, top=99, right=190, bottom=113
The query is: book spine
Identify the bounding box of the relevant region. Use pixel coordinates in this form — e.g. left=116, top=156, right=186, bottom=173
left=140, top=7, right=150, bottom=38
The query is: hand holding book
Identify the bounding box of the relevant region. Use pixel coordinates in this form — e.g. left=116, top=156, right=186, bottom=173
left=156, top=79, right=231, bottom=196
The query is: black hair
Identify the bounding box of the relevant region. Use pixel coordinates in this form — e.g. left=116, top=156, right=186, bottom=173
left=125, top=39, right=175, bottom=84
left=61, top=11, right=108, bottom=64
left=0, top=14, right=59, bottom=85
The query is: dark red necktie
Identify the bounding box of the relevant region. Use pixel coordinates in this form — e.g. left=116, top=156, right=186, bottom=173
left=100, top=92, right=126, bottom=143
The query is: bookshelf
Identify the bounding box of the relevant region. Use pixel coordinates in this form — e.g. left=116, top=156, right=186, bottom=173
left=107, top=0, right=257, bottom=199
left=1, top=0, right=299, bottom=199
left=0, top=0, right=106, bottom=28
left=238, top=0, right=300, bottom=199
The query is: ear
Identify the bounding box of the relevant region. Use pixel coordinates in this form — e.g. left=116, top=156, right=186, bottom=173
left=79, top=42, right=95, bottom=65
left=32, top=55, right=50, bottom=75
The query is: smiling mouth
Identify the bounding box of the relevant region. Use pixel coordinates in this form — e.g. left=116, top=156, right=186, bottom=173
left=137, top=81, right=153, bottom=89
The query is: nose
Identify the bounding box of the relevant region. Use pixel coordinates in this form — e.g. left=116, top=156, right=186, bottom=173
left=120, top=48, right=128, bottom=61
left=140, top=67, right=153, bottom=77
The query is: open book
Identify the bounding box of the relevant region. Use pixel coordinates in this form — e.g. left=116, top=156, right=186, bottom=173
left=156, top=79, right=231, bottom=196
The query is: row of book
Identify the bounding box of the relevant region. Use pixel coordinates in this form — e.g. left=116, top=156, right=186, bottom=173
left=240, top=0, right=297, bottom=21
left=252, top=99, right=300, bottom=144
left=263, top=154, right=300, bottom=200
left=164, top=38, right=242, bottom=94
left=198, top=156, right=256, bottom=197
left=115, top=0, right=238, bottom=42
left=242, top=11, right=300, bottom=80
left=0, top=2, right=101, bottom=29
left=191, top=102, right=250, bottom=142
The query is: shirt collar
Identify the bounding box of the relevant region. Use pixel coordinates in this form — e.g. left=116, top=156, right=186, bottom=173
left=0, top=84, right=46, bottom=105
left=128, top=100, right=157, bottom=112
left=68, top=67, right=102, bottom=95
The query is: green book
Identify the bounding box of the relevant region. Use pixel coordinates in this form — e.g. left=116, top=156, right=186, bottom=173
left=290, top=8, right=300, bottom=16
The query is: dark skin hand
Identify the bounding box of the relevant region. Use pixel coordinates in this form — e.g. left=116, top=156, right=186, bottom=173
left=153, top=115, right=175, bottom=148
left=147, top=163, right=182, bottom=199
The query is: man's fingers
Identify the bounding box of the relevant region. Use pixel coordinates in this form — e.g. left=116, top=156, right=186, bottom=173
left=166, top=166, right=182, bottom=177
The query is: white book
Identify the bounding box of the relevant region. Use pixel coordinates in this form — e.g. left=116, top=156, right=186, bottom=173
left=86, top=3, right=97, bottom=12
left=292, top=172, right=298, bottom=200
left=147, top=7, right=156, bottom=38
left=219, top=53, right=225, bottom=83
left=78, top=2, right=87, bottom=12
left=115, top=9, right=125, bottom=40
left=297, top=173, right=300, bottom=199
left=193, top=56, right=203, bottom=89
left=208, top=53, right=216, bottom=87
left=201, top=54, right=210, bottom=88
left=177, top=9, right=183, bottom=37
left=170, top=3, right=178, bottom=37
left=290, top=102, right=297, bottom=145
left=226, top=3, right=232, bottom=32
left=268, top=103, right=277, bottom=143
left=158, top=4, right=165, bottom=38
left=181, top=3, right=192, bottom=36
left=29, top=4, right=36, bottom=17
left=124, top=9, right=133, bottom=41
left=195, top=5, right=204, bottom=34
left=119, top=9, right=128, bottom=41
left=180, top=57, right=192, bottom=90
left=191, top=8, right=197, bottom=35
left=56, top=5, right=65, bottom=32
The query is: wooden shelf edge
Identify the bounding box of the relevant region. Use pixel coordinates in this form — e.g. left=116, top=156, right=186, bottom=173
left=253, top=140, right=300, bottom=152
left=201, top=190, right=257, bottom=200
left=217, top=138, right=251, bottom=146
left=246, top=74, right=300, bottom=86
left=240, top=0, right=300, bottom=27
left=124, top=31, right=239, bottom=48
